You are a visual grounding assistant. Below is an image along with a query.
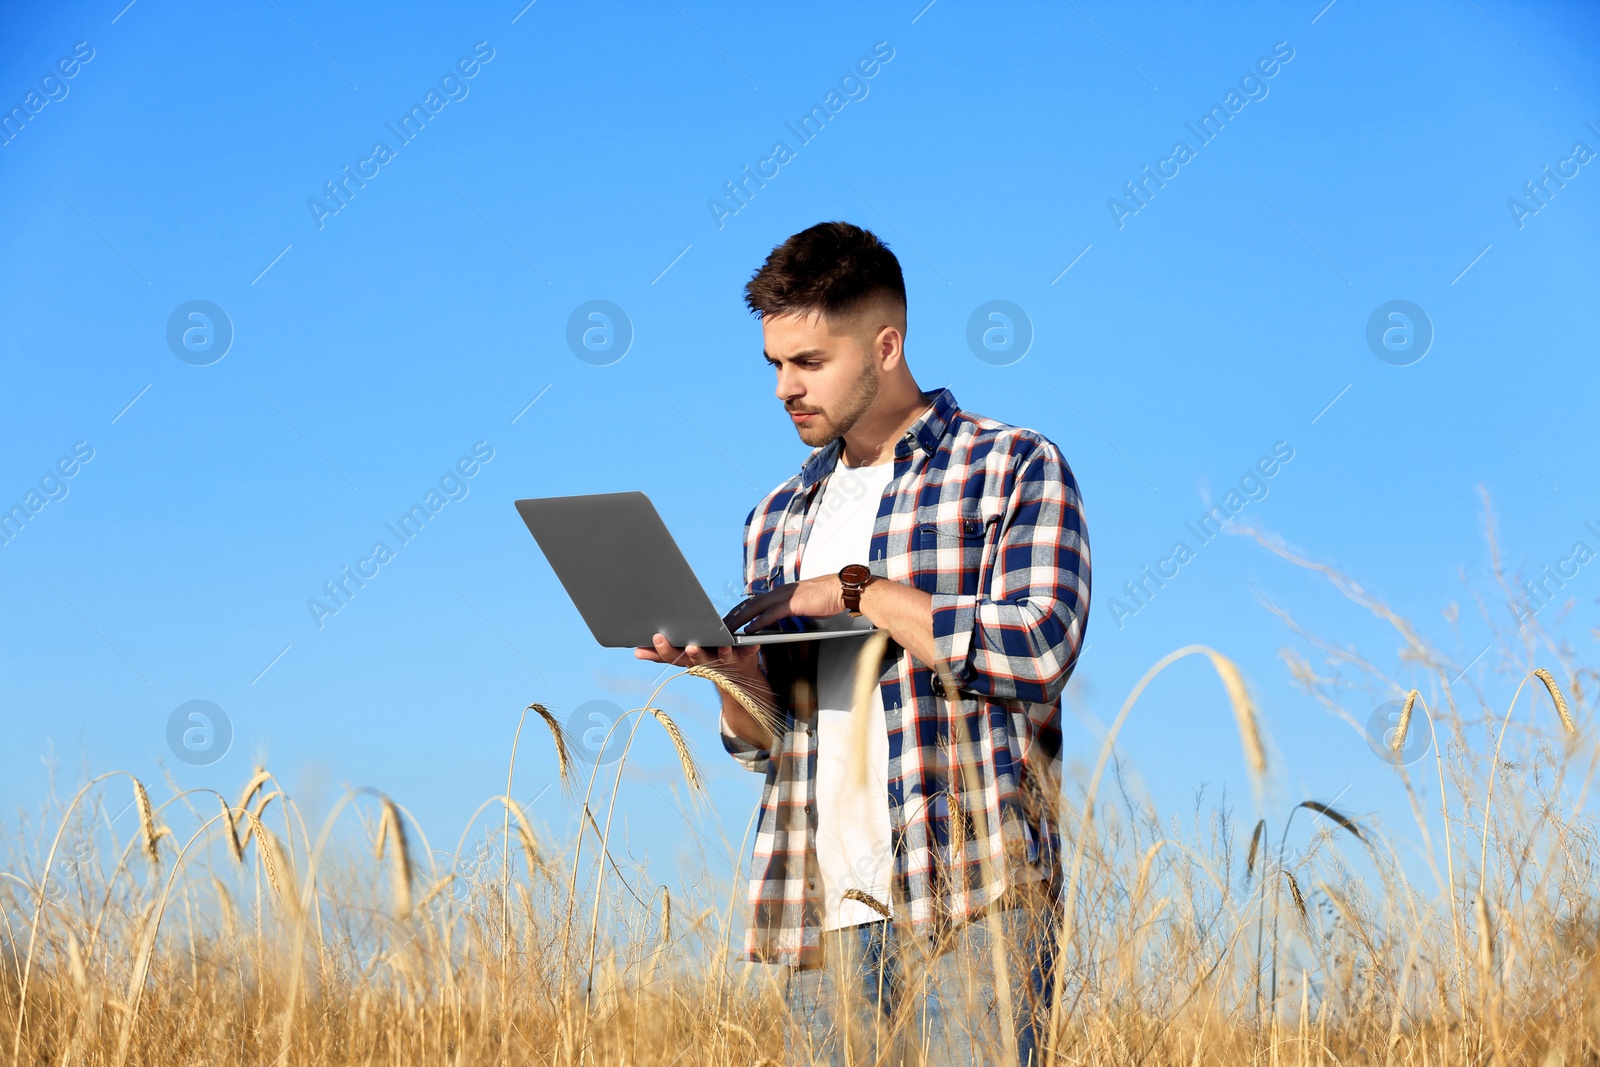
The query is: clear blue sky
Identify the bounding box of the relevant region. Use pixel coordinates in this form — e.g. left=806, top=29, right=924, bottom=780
left=2, top=0, right=1596, bottom=885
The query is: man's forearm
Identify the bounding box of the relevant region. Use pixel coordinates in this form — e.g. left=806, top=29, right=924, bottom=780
left=858, top=578, right=938, bottom=673
left=720, top=685, right=774, bottom=751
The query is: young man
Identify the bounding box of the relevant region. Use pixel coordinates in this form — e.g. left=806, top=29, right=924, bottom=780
left=636, top=221, right=1091, bottom=1064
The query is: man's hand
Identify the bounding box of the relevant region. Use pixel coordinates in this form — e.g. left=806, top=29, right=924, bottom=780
left=633, top=632, right=760, bottom=672
left=721, top=575, right=848, bottom=633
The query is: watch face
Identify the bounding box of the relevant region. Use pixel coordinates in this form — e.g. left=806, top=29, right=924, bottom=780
left=839, top=563, right=871, bottom=585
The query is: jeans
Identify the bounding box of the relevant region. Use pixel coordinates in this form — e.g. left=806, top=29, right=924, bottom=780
left=785, top=892, right=1057, bottom=1066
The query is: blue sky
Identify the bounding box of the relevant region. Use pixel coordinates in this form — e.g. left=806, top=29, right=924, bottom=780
left=2, top=0, right=1596, bottom=890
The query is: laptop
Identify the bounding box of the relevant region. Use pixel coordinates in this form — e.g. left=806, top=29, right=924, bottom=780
left=515, top=491, right=878, bottom=648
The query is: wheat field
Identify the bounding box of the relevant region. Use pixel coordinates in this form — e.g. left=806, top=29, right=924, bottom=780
left=3, top=534, right=1597, bottom=1066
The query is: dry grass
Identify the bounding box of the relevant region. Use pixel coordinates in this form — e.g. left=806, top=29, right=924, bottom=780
left=4, top=524, right=1599, bottom=1065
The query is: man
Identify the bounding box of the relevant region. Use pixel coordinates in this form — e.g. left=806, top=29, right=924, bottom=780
left=636, top=221, right=1090, bottom=1064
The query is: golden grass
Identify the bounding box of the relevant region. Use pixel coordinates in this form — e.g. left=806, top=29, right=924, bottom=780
left=3, top=530, right=1598, bottom=1065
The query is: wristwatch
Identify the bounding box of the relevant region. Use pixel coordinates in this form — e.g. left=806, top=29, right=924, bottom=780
left=838, top=563, right=876, bottom=616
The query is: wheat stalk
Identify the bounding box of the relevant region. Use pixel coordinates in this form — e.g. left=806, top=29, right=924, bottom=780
left=1392, top=689, right=1420, bottom=752
left=1476, top=888, right=1504, bottom=1064
left=1532, top=668, right=1576, bottom=733
left=846, top=629, right=893, bottom=789
left=1299, top=801, right=1365, bottom=843
left=237, top=767, right=270, bottom=813
left=1246, top=819, right=1266, bottom=880
left=506, top=802, right=542, bottom=878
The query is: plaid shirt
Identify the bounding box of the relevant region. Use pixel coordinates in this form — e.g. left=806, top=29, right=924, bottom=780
left=720, top=387, right=1091, bottom=967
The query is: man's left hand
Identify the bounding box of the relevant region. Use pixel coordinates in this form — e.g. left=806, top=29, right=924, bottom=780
left=722, top=575, right=848, bottom=633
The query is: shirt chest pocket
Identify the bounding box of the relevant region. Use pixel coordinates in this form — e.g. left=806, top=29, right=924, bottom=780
left=911, top=503, right=998, bottom=596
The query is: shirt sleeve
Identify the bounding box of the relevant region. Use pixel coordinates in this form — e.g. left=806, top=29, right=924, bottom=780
left=719, top=712, right=772, bottom=774
left=929, top=440, right=1091, bottom=705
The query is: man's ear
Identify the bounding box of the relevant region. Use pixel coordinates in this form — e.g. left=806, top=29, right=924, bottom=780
left=876, top=321, right=905, bottom=372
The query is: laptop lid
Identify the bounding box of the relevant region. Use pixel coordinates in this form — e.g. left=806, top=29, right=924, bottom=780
left=516, top=491, right=878, bottom=648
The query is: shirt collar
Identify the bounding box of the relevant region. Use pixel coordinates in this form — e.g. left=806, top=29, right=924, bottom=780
left=797, top=387, right=959, bottom=489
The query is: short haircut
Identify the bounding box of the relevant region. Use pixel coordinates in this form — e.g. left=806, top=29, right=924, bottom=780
left=743, top=221, right=906, bottom=322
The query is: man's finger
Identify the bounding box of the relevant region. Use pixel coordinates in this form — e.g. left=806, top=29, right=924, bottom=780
left=650, top=633, right=694, bottom=667
left=722, top=594, right=768, bottom=630
left=726, top=588, right=791, bottom=630
left=749, top=604, right=794, bottom=632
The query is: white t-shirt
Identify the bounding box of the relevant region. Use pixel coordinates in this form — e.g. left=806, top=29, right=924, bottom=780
left=795, top=456, right=898, bottom=929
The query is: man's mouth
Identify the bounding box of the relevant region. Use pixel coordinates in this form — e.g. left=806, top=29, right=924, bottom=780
left=789, top=410, right=818, bottom=423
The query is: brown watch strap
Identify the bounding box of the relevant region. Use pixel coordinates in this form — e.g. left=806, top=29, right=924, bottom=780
left=839, top=563, right=874, bottom=616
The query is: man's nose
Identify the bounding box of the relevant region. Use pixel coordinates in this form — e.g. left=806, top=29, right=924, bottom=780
left=774, top=365, right=801, bottom=403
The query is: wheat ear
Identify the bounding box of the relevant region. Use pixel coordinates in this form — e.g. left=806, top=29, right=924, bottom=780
left=375, top=798, right=414, bottom=917
left=1392, top=689, right=1419, bottom=752
left=647, top=707, right=702, bottom=791
left=1282, top=870, right=1308, bottom=924
left=132, top=779, right=163, bottom=865
left=687, top=665, right=785, bottom=740
left=525, top=703, right=571, bottom=784
left=1475, top=891, right=1495, bottom=976
left=1204, top=651, right=1267, bottom=777
left=66, top=935, right=88, bottom=994
left=218, top=797, right=243, bottom=864
left=245, top=813, right=299, bottom=919
left=842, top=888, right=892, bottom=919
left=1532, top=668, right=1576, bottom=733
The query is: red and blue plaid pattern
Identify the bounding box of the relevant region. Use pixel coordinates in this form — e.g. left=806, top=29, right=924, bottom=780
left=720, top=387, right=1091, bottom=967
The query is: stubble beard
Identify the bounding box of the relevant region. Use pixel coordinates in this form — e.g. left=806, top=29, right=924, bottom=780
left=793, top=359, right=880, bottom=448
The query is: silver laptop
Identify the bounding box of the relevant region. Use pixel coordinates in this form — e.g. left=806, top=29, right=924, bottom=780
left=515, top=491, right=877, bottom=648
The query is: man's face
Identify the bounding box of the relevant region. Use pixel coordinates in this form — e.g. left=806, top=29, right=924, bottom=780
left=762, top=308, right=885, bottom=448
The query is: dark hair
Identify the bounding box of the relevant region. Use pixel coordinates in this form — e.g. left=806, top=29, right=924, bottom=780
left=743, top=221, right=906, bottom=321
